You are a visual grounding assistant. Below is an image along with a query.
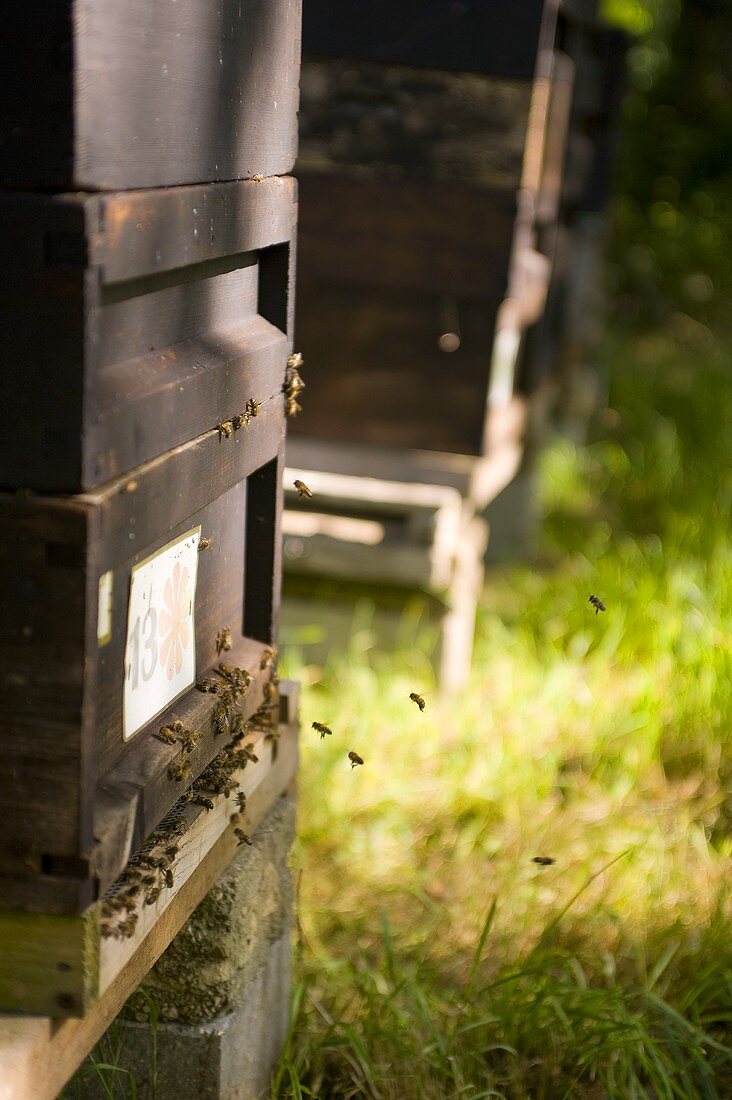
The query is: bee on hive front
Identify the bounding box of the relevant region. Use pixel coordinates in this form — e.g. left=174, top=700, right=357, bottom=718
left=216, top=419, right=233, bottom=439
left=231, top=412, right=249, bottom=431
left=312, top=721, right=332, bottom=740
left=247, top=398, right=260, bottom=418
left=348, top=751, right=364, bottom=769
left=167, top=760, right=192, bottom=783
left=235, top=792, right=247, bottom=813
left=409, top=692, right=426, bottom=712
left=589, top=595, right=606, bottom=614
left=198, top=537, right=212, bottom=551
left=156, top=725, right=178, bottom=745
left=293, top=479, right=313, bottom=499
left=260, top=646, right=277, bottom=669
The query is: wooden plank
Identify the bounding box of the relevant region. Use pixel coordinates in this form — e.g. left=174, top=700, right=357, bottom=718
left=297, top=173, right=515, bottom=300
left=298, top=60, right=531, bottom=191
left=0, top=911, right=98, bottom=1018
left=0, top=701, right=298, bottom=1093
left=301, top=0, right=547, bottom=78
left=0, top=179, right=296, bottom=492
left=0, top=0, right=302, bottom=189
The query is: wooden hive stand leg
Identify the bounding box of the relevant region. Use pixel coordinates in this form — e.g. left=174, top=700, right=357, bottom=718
left=438, top=511, right=488, bottom=695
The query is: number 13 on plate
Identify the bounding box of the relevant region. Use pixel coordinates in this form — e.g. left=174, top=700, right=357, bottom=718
left=123, top=526, right=201, bottom=742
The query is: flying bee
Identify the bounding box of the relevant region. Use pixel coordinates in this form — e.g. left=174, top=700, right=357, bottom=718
left=312, top=721, right=332, bottom=740
left=242, top=744, right=259, bottom=764
left=293, top=479, right=313, bottom=499
left=117, top=914, right=139, bottom=938
left=145, top=886, right=162, bottom=906
left=260, top=646, right=277, bottom=669
left=348, top=751, right=364, bottom=770
left=589, top=595, right=606, bottom=615
left=216, top=627, right=232, bottom=655
left=163, top=868, right=174, bottom=889
left=193, top=795, right=215, bottom=811
left=532, top=856, right=556, bottom=866
left=216, top=419, right=233, bottom=440
left=409, top=692, right=426, bottom=712
left=168, top=760, right=191, bottom=783
left=198, top=537, right=212, bottom=551
left=231, top=412, right=249, bottom=431
left=246, top=398, right=260, bottom=418
left=235, top=792, right=247, bottom=813
left=156, top=725, right=178, bottom=745
left=234, top=829, right=253, bottom=846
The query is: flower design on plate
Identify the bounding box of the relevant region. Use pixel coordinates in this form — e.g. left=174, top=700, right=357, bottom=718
left=159, top=560, right=191, bottom=681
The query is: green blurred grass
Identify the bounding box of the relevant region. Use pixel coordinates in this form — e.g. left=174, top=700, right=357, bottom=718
left=274, top=330, right=732, bottom=1099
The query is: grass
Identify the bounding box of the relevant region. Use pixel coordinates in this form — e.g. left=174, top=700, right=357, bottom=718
left=274, top=328, right=732, bottom=1099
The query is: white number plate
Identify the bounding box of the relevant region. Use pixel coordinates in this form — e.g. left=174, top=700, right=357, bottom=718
left=123, top=527, right=201, bottom=741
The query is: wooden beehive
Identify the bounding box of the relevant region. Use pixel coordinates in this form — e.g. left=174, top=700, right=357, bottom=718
left=0, top=0, right=302, bottom=190
left=0, top=177, right=296, bottom=492
left=291, top=0, right=619, bottom=457
left=0, top=395, right=287, bottom=919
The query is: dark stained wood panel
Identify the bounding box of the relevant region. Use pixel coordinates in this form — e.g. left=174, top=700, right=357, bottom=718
left=0, top=408, right=285, bottom=912
left=297, top=173, right=516, bottom=300
left=298, top=60, right=531, bottom=190
left=0, top=178, right=297, bottom=492
left=293, top=281, right=499, bottom=455
left=0, top=0, right=302, bottom=190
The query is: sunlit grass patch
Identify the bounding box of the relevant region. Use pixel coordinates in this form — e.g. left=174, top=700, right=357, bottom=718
left=276, top=332, right=732, bottom=1098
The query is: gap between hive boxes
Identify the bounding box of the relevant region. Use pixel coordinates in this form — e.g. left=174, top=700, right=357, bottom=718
left=0, top=684, right=299, bottom=1037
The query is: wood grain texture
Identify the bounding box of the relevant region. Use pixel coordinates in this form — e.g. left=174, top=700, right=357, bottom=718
left=0, top=415, right=284, bottom=910
left=0, top=686, right=297, bottom=1047
left=0, top=910, right=98, bottom=1018
left=0, top=0, right=302, bottom=189
left=298, top=60, right=531, bottom=191
left=0, top=179, right=296, bottom=492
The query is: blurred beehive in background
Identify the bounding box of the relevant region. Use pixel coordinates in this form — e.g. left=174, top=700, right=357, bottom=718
left=283, top=0, right=627, bottom=687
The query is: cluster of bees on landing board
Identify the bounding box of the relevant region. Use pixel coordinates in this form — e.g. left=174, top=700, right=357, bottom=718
left=101, top=353, right=310, bottom=940
left=100, top=642, right=279, bottom=940
left=297, top=478, right=607, bottom=870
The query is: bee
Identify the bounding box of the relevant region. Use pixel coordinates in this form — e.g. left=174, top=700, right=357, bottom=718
left=156, top=725, right=178, bottom=745
left=198, top=537, right=212, bottom=551
left=242, top=744, right=259, bottom=764
left=117, top=889, right=140, bottom=911
left=293, top=479, right=313, bottom=499
left=247, top=398, right=260, bottom=418
left=216, top=627, right=233, bottom=655
left=231, top=412, right=250, bottom=431
left=212, top=704, right=229, bottom=737
left=164, top=845, right=179, bottom=860
left=163, top=868, right=174, bottom=889
left=312, top=721, right=332, bottom=739
left=193, top=795, right=215, bottom=811
left=252, top=174, right=264, bottom=183
left=145, top=886, right=162, bottom=906
left=216, top=419, right=233, bottom=440
left=348, top=751, right=364, bottom=769
left=532, top=856, right=556, bottom=866
left=284, top=353, right=305, bottom=417
left=260, top=646, right=277, bottom=669
left=234, top=828, right=253, bottom=846
left=168, top=760, right=191, bottom=783
left=589, top=595, right=606, bottom=615
left=409, top=692, right=426, bottom=712
left=140, top=874, right=158, bottom=887
left=197, top=677, right=220, bottom=694
left=235, top=792, right=247, bottom=813
left=117, top=914, right=139, bottom=938
left=179, top=728, right=202, bottom=753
